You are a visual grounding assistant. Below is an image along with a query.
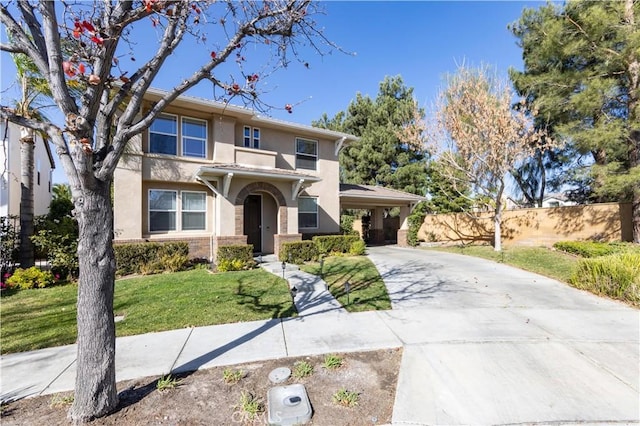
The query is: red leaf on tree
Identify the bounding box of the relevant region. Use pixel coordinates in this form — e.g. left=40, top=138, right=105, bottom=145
left=210, top=51, right=217, bottom=59
left=73, top=29, right=82, bottom=38
left=81, top=21, right=95, bottom=33
left=90, top=36, right=104, bottom=45
left=119, top=76, right=130, bottom=84
left=77, top=63, right=86, bottom=74
left=231, top=83, right=240, bottom=93
left=144, top=0, right=156, bottom=13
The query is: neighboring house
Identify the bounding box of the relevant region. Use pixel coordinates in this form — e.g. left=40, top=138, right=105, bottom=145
left=542, top=193, right=577, bottom=208
left=114, top=89, right=425, bottom=260
left=0, top=118, right=55, bottom=219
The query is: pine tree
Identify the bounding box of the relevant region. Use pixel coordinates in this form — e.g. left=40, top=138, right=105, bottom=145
left=314, top=76, right=428, bottom=195
left=509, top=0, right=640, bottom=242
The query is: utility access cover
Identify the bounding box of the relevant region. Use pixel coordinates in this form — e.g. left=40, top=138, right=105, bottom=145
left=267, top=383, right=312, bottom=425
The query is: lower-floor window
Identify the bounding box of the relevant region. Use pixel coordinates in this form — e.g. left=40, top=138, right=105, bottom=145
left=149, top=189, right=206, bottom=232
left=182, top=191, right=206, bottom=230
left=298, top=196, right=318, bottom=228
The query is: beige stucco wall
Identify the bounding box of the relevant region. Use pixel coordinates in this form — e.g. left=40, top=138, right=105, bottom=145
left=419, top=203, right=633, bottom=246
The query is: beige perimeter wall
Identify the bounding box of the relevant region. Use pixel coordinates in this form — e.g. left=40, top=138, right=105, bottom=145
left=419, top=203, right=633, bottom=246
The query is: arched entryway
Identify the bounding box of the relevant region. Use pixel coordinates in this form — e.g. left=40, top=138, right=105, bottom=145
left=236, top=182, right=287, bottom=254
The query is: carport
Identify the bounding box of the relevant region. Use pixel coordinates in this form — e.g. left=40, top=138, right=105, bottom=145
left=339, top=183, right=427, bottom=246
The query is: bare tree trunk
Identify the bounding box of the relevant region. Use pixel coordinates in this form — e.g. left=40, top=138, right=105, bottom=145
left=68, top=181, right=118, bottom=423
left=494, top=203, right=502, bottom=252
left=625, top=0, right=639, bottom=243
left=494, top=182, right=505, bottom=252
left=19, top=128, right=35, bottom=268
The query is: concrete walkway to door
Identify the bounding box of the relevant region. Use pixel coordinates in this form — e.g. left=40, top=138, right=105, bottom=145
left=259, top=255, right=347, bottom=317
left=366, top=245, right=639, bottom=425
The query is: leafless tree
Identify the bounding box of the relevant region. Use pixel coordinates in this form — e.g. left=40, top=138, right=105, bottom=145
left=429, top=66, right=552, bottom=251
left=0, top=1, right=335, bottom=422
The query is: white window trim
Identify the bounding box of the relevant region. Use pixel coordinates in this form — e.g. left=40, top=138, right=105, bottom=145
left=182, top=117, right=208, bottom=159
left=295, top=137, right=318, bottom=171
left=298, top=195, right=318, bottom=229
left=148, top=189, right=208, bottom=233
left=148, top=189, right=177, bottom=233
left=149, top=113, right=178, bottom=156
left=181, top=190, right=207, bottom=231
left=243, top=125, right=260, bottom=149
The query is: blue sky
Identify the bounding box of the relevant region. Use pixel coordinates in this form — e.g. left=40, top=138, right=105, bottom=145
left=0, top=1, right=548, bottom=184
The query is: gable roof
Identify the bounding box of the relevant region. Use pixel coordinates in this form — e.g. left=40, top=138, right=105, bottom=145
left=339, top=183, right=426, bottom=209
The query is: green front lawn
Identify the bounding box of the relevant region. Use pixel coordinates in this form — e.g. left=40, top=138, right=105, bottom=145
left=426, top=245, right=577, bottom=283
left=1, top=268, right=294, bottom=354
left=301, top=256, right=391, bottom=312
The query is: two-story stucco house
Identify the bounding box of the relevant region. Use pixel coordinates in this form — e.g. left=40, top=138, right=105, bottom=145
left=114, top=88, right=425, bottom=260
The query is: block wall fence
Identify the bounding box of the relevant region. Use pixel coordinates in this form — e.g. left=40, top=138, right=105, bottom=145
left=417, top=202, right=633, bottom=246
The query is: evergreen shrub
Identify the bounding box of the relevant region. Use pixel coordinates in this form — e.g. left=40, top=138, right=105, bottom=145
left=280, top=241, right=317, bottom=264
left=216, top=245, right=254, bottom=272
left=312, top=235, right=360, bottom=254
left=114, top=241, right=190, bottom=275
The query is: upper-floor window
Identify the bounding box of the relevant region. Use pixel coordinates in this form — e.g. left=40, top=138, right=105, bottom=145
left=298, top=196, right=318, bottom=228
left=149, top=114, right=177, bottom=155
left=243, top=126, right=260, bottom=149
left=295, top=137, right=317, bottom=170
left=182, top=118, right=207, bottom=158
left=149, top=114, right=207, bottom=158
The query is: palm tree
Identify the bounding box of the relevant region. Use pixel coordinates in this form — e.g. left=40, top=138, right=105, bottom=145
left=11, top=51, right=51, bottom=268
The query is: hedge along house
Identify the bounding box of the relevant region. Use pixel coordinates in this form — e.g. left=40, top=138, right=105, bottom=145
left=114, top=88, right=362, bottom=261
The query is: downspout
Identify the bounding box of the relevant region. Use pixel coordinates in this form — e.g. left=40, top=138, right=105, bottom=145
left=195, top=173, right=220, bottom=262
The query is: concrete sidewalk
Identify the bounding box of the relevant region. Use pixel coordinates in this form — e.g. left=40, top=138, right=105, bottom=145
left=0, top=311, right=401, bottom=402
left=1, top=246, right=639, bottom=425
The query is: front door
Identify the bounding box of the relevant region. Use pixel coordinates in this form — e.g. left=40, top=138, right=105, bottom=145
left=244, top=194, right=262, bottom=253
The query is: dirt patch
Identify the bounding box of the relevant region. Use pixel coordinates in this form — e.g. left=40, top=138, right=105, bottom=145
left=1, top=348, right=402, bottom=425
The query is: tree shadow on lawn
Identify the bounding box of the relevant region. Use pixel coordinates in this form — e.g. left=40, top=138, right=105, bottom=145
left=234, top=274, right=297, bottom=319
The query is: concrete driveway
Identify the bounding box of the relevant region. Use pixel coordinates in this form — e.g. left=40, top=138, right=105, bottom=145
left=367, top=245, right=640, bottom=426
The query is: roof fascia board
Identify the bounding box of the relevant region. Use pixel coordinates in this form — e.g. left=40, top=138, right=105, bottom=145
left=198, top=166, right=321, bottom=183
